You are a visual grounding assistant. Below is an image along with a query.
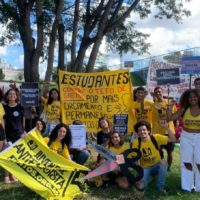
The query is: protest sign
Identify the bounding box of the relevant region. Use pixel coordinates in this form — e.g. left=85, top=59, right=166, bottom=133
left=0, top=129, right=89, bottom=200
left=181, top=56, right=200, bottom=74
left=146, top=58, right=196, bottom=100
left=156, top=68, right=180, bottom=85
left=59, top=69, right=134, bottom=132
left=21, top=82, right=39, bottom=107
left=113, top=114, right=128, bottom=135
left=69, top=125, right=86, bottom=149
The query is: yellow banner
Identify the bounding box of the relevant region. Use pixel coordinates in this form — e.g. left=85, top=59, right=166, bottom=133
left=0, top=129, right=89, bottom=200
left=59, top=69, right=134, bottom=132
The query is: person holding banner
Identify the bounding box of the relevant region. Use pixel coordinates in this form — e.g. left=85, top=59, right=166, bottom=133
left=41, top=88, right=61, bottom=136
left=3, top=88, right=25, bottom=183
left=151, top=86, right=176, bottom=170
left=132, top=120, right=175, bottom=192
left=108, top=131, right=129, bottom=189
left=35, top=118, right=46, bottom=134
left=167, top=89, right=200, bottom=192
left=44, top=123, right=72, bottom=160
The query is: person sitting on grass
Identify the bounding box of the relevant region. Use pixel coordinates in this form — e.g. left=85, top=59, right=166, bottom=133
left=132, top=120, right=176, bottom=192
left=107, top=131, right=129, bottom=189
left=43, top=123, right=72, bottom=161
left=69, top=120, right=90, bottom=165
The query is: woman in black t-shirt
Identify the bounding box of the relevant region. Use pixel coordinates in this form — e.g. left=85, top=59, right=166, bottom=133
left=97, top=116, right=112, bottom=146
left=4, top=89, right=25, bottom=143
left=3, top=88, right=25, bottom=183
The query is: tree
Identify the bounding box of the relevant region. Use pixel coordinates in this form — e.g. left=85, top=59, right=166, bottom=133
left=0, top=0, right=44, bottom=82
left=0, top=0, right=191, bottom=84
left=16, top=72, right=23, bottom=81
left=67, top=0, right=191, bottom=72
left=0, top=68, right=5, bottom=81
left=43, top=0, right=64, bottom=93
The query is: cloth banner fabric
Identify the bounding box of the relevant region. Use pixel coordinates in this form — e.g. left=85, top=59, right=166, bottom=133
left=59, top=69, right=134, bottom=132
left=0, top=129, right=89, bottom=200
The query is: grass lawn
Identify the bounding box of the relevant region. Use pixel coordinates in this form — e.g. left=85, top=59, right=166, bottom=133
left=0, top=146, right=200, bottom=200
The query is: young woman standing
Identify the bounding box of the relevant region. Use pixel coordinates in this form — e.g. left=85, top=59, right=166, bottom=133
left=3, top=88, right=25, bottom=183
left=167, top=89, right=200, bottom=192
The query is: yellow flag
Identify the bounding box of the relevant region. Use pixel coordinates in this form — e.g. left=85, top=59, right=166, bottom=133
left=59, top=69, right=134, bottom=132
left=0, top=129, right=89, bottom=200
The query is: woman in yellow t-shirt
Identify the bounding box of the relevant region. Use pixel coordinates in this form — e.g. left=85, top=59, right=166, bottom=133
left=108, top=131, right=128, bottom=189
left=41, top=88, right=61, bottom=136
left=44, top=123, right=72, bottom=160
left=167, top=89, right=200, bottom=192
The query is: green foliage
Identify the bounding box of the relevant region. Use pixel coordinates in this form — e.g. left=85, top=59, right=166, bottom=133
left=93, top=66, right=110, bottom=72
left=106, top=22, right=150, bottom=56
left=16, top=72, right=23, bottom=81
left=130, top=72, right=146, bottom=86
left=0, top=68, right=5, bottom=81
left=0, top=0, right=192, bottom=74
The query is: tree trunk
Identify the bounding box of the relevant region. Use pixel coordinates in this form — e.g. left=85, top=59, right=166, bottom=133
left=86, top=37, right=103, bottom=72
left=71, top=0, right=80, bottom=67
left=19, top=0, right=43, bottom=83
left=44, top=0, right=64, bottom=93
left=58, top=22, right=65, bottom=70
left=73, top=43, right=88, bottom=72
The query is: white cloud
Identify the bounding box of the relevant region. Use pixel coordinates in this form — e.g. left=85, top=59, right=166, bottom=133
left=14, top=54, right=24, bottom=68
left=0, top=46, right=7, bottom=56
left=130, top=0, right=200, bottom=56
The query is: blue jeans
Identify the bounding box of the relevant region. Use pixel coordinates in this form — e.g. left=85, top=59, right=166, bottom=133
left=143, top=161, right=168, bottom=189
left=74, top=150, right=90, bottom=165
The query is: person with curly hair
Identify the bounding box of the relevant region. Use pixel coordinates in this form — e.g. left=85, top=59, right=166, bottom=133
left=167, top=89, right=200, bottom=192
left=44, top=123, right=72, bottom=160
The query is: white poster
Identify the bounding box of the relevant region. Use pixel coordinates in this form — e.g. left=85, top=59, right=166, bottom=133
left=69, top=125, right=86, bottom=149
left=146, top=58, right=199, bottom=101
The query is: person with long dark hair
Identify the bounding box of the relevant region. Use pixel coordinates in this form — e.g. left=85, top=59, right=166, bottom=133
left=44, top=123, right=72, bottom=160
left=41, top=88, right=61, bottom=136
left=167, top=89, right=200, bottom=192
left=107, top=131, right=129, bottom=189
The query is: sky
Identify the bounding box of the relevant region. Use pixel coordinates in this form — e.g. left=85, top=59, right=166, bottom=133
left=0, top=0, right=200, bottom=76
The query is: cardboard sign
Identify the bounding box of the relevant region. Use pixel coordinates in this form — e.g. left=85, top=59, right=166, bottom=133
left=181, top=56, right=200, bottom=74
left=69, top=125, right=86, bottom=149
left=113, top=114, right=128, bottom=135
left=21, top=82, right=39, bottom=107
left=156, top=68, right=180, bottom=85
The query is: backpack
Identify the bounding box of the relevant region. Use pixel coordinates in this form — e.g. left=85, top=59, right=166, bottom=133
left=138, top=135, right=162, bottom=156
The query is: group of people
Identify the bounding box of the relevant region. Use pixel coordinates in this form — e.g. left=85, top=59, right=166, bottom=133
left=130, top=77, right=200, bottom=193
left=0, top=77, right=199, bottom=195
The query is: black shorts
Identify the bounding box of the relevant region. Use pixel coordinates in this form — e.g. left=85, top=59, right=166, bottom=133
left=0, top=126, right=5, bottom=141
left=160, top=142, right=175, bottom=159
left=161, top=142, right=175, bottom=152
